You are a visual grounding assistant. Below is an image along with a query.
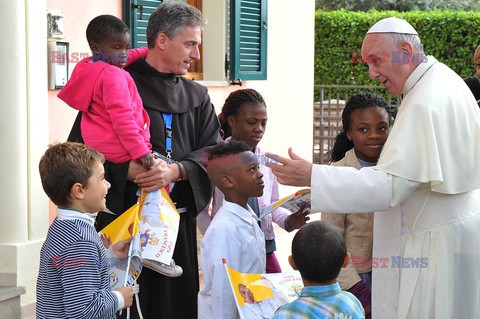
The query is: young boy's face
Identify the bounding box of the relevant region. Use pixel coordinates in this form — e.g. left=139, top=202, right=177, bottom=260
left=230, top=151, right=264, bottom=198
left=91, top=31, right=130, bottom=68
left=81, top=161, right=110, bottom=213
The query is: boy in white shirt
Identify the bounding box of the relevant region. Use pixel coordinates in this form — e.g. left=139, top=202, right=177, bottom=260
left=198, top=141, right=266, bottom=319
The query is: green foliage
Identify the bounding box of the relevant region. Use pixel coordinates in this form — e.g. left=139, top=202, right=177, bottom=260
left=315, top=10, right=480, bottom=88
left=316, top=0, right=480, bottom=11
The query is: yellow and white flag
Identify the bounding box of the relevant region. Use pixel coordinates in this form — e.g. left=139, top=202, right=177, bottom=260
left=223, top=259, right=293, bottom=319
left=100, top=202, right=142, bottom=289
left=137, top=188, right=180, bottom=264
left=100, top=202, right=140, bottom=244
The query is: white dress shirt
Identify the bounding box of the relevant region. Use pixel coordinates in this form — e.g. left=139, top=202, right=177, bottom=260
left=197, top=139, right=291, bottom=240
left=198, top=200, right=266, bottom=319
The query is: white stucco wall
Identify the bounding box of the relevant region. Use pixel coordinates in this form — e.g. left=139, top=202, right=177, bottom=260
left=209, top=0, right=315, bottom=197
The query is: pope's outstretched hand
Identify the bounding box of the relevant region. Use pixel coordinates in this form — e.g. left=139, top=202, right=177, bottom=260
left=265, top=148, right=313, bottom=187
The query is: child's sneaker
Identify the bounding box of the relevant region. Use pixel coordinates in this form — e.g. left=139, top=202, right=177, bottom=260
left=142, top=258, right=183, bottom=277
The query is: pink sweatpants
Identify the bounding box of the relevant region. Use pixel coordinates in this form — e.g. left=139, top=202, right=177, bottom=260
left=266, top=252, right=282, bottom=273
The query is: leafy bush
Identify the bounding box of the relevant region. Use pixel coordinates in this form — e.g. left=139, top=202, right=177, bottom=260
left=315, top=10, right=480, bottom=86
left=316, top=0, right=480, bottom=12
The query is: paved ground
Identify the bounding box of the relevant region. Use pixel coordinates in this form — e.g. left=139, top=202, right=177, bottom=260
left=273, top=213, right=321, bottom=271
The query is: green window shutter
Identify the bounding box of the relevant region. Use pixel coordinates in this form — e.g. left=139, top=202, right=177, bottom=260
left=230, top=0, right=268, bottom=81
left=124, top=0, right=163, bottom=48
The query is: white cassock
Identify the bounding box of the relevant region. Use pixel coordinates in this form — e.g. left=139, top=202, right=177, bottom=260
left=312, top=56, right=480, bottom=319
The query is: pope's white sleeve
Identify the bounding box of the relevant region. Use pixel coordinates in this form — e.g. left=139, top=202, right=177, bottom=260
left=388, top=174, right=421, bottom=206
left=311, top=165, right=421, bottom=213
left=311, top=165, right=390, bottom=213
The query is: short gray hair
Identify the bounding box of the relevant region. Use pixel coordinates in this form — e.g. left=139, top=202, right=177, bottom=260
left=383, top=33, right=424, bottom=52
left=146, top=0, right=206, bottom=48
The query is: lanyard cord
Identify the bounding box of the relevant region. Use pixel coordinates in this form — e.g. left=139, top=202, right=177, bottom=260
left=162, top=113, right=173, bottom=159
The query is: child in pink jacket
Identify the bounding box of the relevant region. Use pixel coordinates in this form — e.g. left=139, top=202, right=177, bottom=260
left=58, top=14, right=182, bottom=277
left=58, top=14, right=153, bottom=168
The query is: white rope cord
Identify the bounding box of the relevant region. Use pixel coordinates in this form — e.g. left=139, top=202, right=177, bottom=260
left=126, top=282, right=143, bottom=319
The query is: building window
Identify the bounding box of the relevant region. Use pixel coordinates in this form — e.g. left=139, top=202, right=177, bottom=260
left=230, top=0, right=267, bottom=81
left=124, top=0, right=267, bottom=82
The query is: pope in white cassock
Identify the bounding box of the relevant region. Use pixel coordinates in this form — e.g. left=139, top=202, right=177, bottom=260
left=267, top=17, right=480, bottom=319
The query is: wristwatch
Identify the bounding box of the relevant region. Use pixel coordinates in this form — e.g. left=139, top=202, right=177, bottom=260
left=175, top=162, right=184, bottom=181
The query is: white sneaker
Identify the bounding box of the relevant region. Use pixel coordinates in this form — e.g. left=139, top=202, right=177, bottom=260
left=142, top=258, right=183, bottom=277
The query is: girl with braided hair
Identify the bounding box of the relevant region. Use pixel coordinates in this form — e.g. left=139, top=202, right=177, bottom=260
left=322, top=92, right=390, bottom=318
left=197, top=88, right=310, bottom=273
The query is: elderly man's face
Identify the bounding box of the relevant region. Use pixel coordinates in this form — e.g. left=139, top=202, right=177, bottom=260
left=238, top=284, right=256, bottom=304
left=361, top=34, right=412, bottom=96
left=160, top=26, right=202, bottom=75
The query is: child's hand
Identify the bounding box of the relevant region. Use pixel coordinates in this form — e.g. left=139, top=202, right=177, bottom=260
left=286, top=202, right=310, bottom=230
left=134, top=159, right=176, bottom=192
left=140, top=153, right=155, bottom=170
left=116, top=286, right=134, bottom=308
left=100, top=233, right=112, bottom=249
left=111, top=237, right=133, bottom=260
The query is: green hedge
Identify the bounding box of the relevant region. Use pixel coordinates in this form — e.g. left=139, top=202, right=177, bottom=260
left=315, top=10, right=480, bottom=86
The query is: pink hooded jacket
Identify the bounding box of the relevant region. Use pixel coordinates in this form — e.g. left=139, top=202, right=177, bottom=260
left=58, top=47, right=151, bottom=163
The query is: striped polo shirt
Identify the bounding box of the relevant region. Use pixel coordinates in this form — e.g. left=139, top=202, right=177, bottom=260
left=36, top=209, right=118, bottom=319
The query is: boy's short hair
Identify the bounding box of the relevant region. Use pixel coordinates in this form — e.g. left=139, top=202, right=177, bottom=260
left=207, top=141, right=252, bottom=190
left=208, top=140, right=251, bottom=159
left=39, top=142, right=104, bottom=208
left=86, top=14, right=129, bottom=45
left=292, top=221, right=346, bottom=283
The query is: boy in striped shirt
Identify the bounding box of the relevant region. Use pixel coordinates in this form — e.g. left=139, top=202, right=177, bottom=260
left=36, top=142, right=134, bottom=319
left=273, top=221, right=365, bottom=319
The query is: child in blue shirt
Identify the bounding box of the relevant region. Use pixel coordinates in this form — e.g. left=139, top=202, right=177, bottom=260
left=273, top=221, right=365, bottom=319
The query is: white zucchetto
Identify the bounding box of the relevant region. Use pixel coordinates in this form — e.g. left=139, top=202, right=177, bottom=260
left=366, top=17, right=418, bottom=35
